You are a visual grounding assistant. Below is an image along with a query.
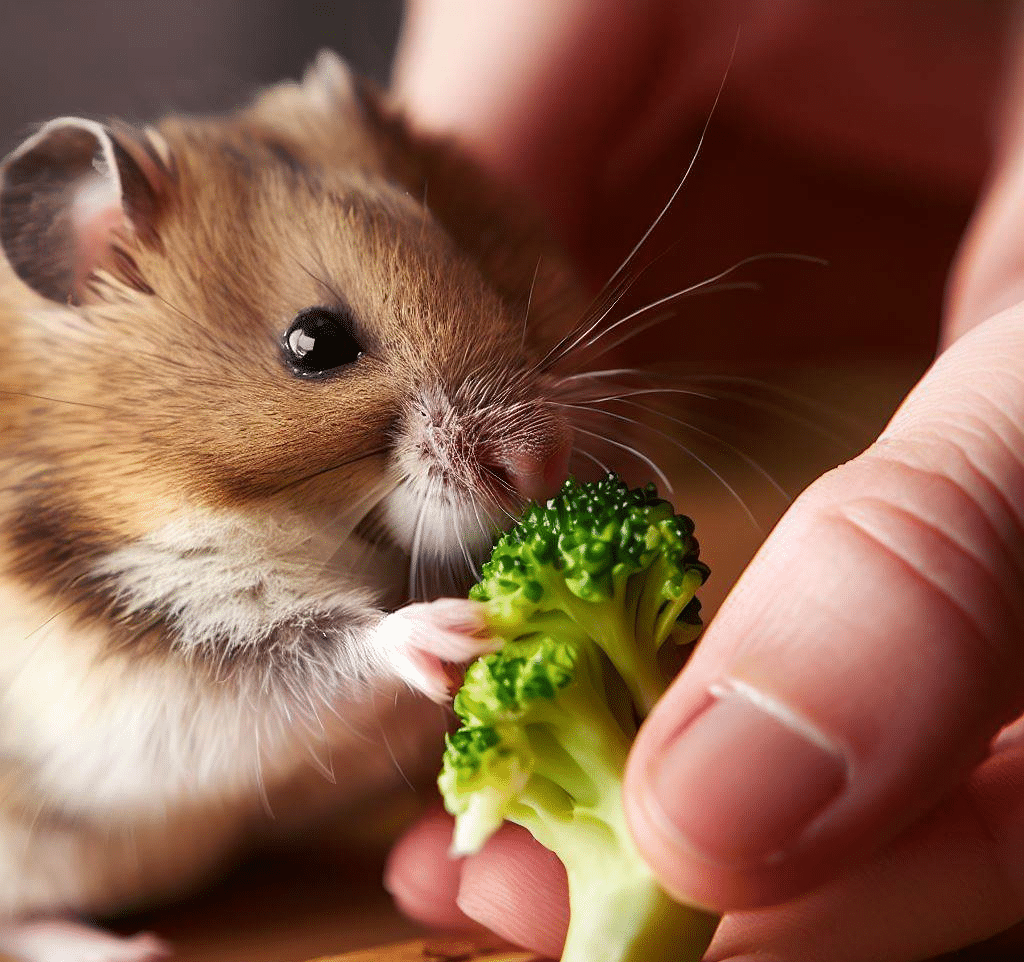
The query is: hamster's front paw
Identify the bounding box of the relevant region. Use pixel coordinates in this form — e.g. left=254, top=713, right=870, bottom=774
left=0, top=919, right=170, bottom=962
left=376, top=598, right=498, bottom=702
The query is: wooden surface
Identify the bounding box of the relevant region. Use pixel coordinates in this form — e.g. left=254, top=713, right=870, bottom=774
left=107, top=362, right=920, bottom=962
left=307, top=936, right=541, bottom=961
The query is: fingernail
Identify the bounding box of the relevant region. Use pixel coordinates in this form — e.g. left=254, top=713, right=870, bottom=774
left=646, top=682, right=847, bottom=865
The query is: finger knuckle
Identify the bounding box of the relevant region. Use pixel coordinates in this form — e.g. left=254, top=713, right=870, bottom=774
left=809, top=449, right=1024, bottom=673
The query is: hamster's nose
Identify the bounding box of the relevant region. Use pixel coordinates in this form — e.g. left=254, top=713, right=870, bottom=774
left=490, top=435, right=573, bottom=504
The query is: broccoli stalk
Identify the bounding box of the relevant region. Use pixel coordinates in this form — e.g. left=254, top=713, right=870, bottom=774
left=439, top=475, right=719, bottom=962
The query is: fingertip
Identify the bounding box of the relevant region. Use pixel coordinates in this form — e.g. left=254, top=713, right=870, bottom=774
left=384, top=806, right=477, bottom=932
left=456, top=823, right=569, bottom=959
left=132, top=932, right=173, bottom=960
left=625, top=429, right=1024, bottom=914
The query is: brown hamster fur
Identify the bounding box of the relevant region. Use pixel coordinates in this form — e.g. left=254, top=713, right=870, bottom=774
left=0, top=51, right=587, bottom=958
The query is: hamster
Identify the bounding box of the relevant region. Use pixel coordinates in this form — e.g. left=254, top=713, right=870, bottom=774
left=0, top=50, right=589, bottom=961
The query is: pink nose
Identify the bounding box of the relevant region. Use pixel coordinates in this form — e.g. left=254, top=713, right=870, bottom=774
left=493, top=436, right=573, bottom=503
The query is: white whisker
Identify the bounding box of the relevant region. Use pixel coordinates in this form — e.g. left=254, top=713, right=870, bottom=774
left=370, top=691, right=417, bottom=791
left=408, top=487, right=430, bottom=602
left=534, top=257, right=654, bottom=373
left=602, top=31, right=741, bottom=294
left=521, top=256, right=543, bottom=351
left=568, top=282, right=763, bottom=369
left=559, top=367, right=651, bottom=384
left=681, top=373, right=865, bottom=438
left=548, top=272, right=759, bottom=374
left=553, top=386, right=718, bottom=405
left=571, top=423, right=674, bottom=494
left=678, top=383, right=853, bottom=448
left=560, top=403, right=761, bottom=530
left=571, top=445, right=613, bottom=477
left=614, top=397, right=790, bottom=503
left=555, top=254, right=822, bottom=371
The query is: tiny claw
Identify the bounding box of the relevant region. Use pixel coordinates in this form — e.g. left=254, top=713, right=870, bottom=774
left=393, top=599, right=498, bottom=661
left=395, top=644, right=455, bottom=704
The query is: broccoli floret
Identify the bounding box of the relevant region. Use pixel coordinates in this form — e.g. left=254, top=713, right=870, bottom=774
left=440, top=475, right=718, bottom=962
left=469, top=473, right=709, bottom=715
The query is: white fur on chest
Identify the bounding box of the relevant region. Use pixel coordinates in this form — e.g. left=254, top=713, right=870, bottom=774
left=0, top=571, right=442, bottom=919
left=0, top=508, right=413, bottom=816
left=0, top=504, right=456, bottom=919
left=93, top=509, right=397, bottom=658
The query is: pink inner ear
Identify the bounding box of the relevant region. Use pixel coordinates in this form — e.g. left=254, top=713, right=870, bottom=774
left=69, top=173, right=127, bottom=289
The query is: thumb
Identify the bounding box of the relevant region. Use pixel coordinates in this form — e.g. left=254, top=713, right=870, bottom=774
left=622, top=29, right=1024, bottom=916
left=623, top=307, right=1024, bottom=911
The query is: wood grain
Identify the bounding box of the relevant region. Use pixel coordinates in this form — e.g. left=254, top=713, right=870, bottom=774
left=306, top=936, right=541, bottom=961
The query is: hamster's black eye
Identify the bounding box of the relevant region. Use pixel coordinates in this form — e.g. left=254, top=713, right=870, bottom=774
left=283, top=306, right=364, bottom=376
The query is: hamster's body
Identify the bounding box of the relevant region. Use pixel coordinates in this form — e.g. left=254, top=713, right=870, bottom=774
left=0, top=52, right=584, bottom=961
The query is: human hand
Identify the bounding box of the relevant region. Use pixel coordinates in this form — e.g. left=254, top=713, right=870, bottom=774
left=387, top=3, right=1024, bottom=960
left=392, top=0, right=1000, bottom=364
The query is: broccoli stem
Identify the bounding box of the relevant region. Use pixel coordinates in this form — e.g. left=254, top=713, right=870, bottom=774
left=547, top=579, right=669, bottom=718
left=511, top=772, right=718, bottom=962
left=561, top=856, right=719, bottom=962
left=507, top=663, right=719, bottom=962
left=449, top=476, right=720, bottom=962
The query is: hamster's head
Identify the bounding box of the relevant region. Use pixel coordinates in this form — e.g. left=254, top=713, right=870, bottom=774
left=0, top=51, right=587, bottom=647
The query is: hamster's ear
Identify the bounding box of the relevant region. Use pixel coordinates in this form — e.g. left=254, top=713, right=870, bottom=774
left=300, top=49, right=360, bottom=112
left=0, top=117, right=171, bottom=304
left=248, top=49, right=367, bottom=130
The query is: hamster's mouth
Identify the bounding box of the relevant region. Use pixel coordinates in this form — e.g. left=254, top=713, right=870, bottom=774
left=381, top=481, right=503, bottom=589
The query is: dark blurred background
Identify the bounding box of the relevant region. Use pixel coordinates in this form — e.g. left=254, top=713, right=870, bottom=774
left=0, top=0, right=403, bottom=153
left=0, top=1, right=1010, bottom=365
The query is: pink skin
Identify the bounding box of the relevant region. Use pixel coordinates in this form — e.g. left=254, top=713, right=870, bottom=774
left=495, top=443, right=574, bottom=507
left=385, top=3, right=1024, bottom=960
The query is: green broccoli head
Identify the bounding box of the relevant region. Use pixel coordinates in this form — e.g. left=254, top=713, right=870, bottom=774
left=469, top=474, right=710, bottom=716
left=453, top=635, right=577, bottom=725
left=440, top=475, right=718, bottom=962
left=438, top=724, right=532, bottom=856
left=440, top=637, right=577, bottom=853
